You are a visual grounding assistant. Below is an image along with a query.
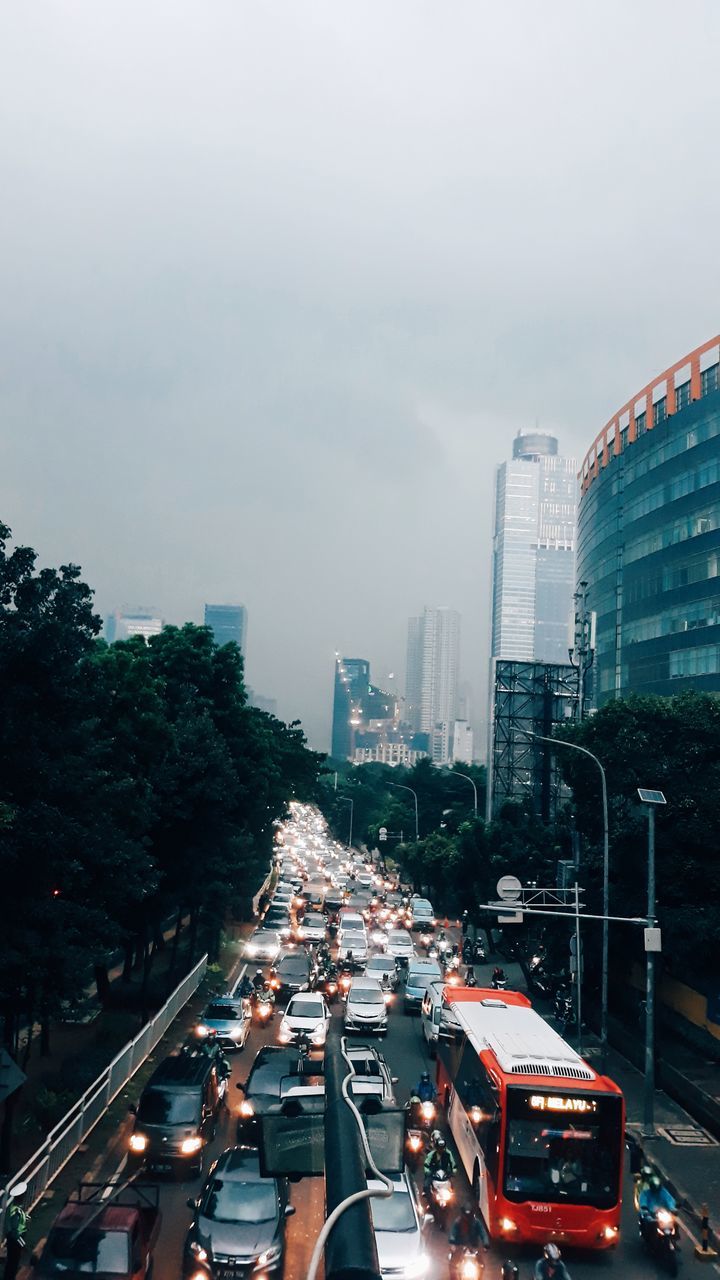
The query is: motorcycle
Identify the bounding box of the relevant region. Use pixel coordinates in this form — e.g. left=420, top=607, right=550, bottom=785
left=448, top=1249, right=483, bottom=1280
left=254, top=996, right=275, bottom=1025
left=405, top=1126, right=426, bottom=1171
left=491, top=973, right=508, bottom=991
left=420, top=931, right=433, bottom=951
left=640, top=1208, right=680, bottom=1275
left=473, top=940, right=486, bottom=963
left=338, top=970, right=353, bottom=997
left=427, top=1168, right=454, bottom=1230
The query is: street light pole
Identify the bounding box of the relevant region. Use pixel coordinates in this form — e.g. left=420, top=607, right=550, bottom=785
left=527, top=731, right=610, bottom=1071
left=449, top=770, right=478, bottom=817
left=337, top=797, right=354, bottom=850
left=386, top=782, right=419, bottom=842
left=638, top=788, right=666, bottom=1138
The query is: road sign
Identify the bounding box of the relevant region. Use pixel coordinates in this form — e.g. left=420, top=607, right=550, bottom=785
left=644, top=927, right=662, bottom=952
left=496, top=875, right=522, bottom=902
left=638, top=789, right=667, bottom=805
left=497, top=911, right=523, bottom=924
left=379, top=827, right=387, bottom=842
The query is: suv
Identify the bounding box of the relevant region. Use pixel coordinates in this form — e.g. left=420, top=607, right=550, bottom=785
left=404, top=958, right=443, bottom=1015
left=410, top=898, right=435, bottom=931
left=236, top=1046, right=324, bottom=1144
left=184, top=1145, right=294, bottom=1278
left=195, top=996, right=251, bottom=1051
left=128, top=1052, right=221, bottom=1177
left=275, top=949, right=311, bottom=1001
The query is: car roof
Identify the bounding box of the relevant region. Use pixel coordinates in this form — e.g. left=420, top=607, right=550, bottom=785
left=408, top=958, right=442, bottom=970
left=349, top=977, right=382, bottom=990
left=203, top=997, right=243, bottom=1009
left=147, top=1053, right=214, bottom=1089
left=288, top=991, right=325, bottom=1005
left=213, top=1146, right=268, bottom=1182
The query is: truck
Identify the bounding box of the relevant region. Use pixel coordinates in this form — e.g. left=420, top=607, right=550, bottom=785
left=33, top=1182, right=161, bottom=1280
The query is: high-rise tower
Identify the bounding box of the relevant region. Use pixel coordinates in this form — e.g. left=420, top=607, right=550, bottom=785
left=491, top=432, right=577, bottom=663
left=204, top=603, right=247, bottom=654
left=405, top=607, right=460, bottom=763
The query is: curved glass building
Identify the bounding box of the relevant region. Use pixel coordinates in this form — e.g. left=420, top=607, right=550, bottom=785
left=577, top=336, right=720, bottom=704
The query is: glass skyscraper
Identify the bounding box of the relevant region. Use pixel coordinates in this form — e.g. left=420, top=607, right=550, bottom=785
left=491, top=432, right=577, bottom=663
left=331, top=656, right=371, bottom=760
left=404, top=607, right=460, bottom=764
left=204, top=603, right=247, bottom=654
left=577, top=336, right=720, bottom=703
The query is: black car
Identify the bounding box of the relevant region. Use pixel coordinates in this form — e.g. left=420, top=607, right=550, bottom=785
left=184, top=1146, right=294, bottom=1279
left=274, top=950, right=311, bottom=1001
left=236, top=1046, right=323, bottom=1144
left=128, top=1052, right=222, bottom=1177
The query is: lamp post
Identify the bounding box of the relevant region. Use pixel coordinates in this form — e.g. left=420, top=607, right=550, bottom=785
left=449, top=770, right=478, bottom=818
left=337, top=796, right=354, bottom=850
left=527, top=731, right=610, bottom=1072
left=386, top=781, right=419, bottom=842
left=638, top=787, right=666, bottom=1138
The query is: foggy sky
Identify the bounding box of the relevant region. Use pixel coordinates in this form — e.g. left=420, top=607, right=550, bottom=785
left=2, top=2, right=719, bottom=751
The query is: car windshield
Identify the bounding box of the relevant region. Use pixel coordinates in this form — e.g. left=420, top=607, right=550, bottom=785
left=201, top=1178, right=277, bottom=1224
left=137, top=1088, right=198, bottom=1125
left=288, top=1000, right=323, bottom=1019
left=255, top=932, right=279, bottom=945
left=389, top=933, right=410, bottom=946
left=47, top=1229, right=131, bottom=1275
left=304, top=915, right=325, bottom=928
left=407, top=971, right=439, bottom=989
left=342, top=933, right=366, bottom=947
left=366, top=959, right=390, bottom=972
left=370, top=1190, right=416, bottom=1233
left=350, top=987, right=384, bottom=1005
left=278, top=957, right=309, bottom=976
left=205, top=1004, right=239, bottom=1020
left=503, top=1088, right=622, bottom=1209
left=247, top=1062, right=289, bottom=1097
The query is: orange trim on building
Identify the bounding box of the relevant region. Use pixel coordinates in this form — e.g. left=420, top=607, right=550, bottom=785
left=579, top=335, right=720, bottom=493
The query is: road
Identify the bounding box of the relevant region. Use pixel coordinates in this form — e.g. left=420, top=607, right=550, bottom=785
left=136, top=940, right=686, bottom=1280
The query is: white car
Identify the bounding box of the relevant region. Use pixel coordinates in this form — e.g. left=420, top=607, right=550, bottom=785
left=298, top=912, right=327, bottom=944
left=338, top=912, right=366, bottom=938
left=278, top=992, right=331, bottom=1047
left=344, top=977, right=388, bottom=1035
left=337, top=931, right=369, bottom=964
left=369, top=1171, right=428, bottom=1279
left=245, top=930, right=281, bottom=963
left=364, top=954, right=399, bottom=991
left=385, top=930, right=416, bottom=965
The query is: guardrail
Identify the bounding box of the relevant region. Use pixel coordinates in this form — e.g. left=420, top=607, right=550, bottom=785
left=0, top=953, right=208, bottom=1225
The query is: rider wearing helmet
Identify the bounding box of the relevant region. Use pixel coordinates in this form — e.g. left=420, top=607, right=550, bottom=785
left=449, top=1204, right=490, bottom=1250
left=415, top=1070, right=436, bottom=1103
left=634, top=1163, right=654, bottom=1209
left=423, top=1135, right=456, bottom=1194
left=465, top=967, right=478, bottom=988
left=638, top=1174, right=676, bottom=1242
left=534, top=1244, right=571, bottom=1280
left=252, top=968, right=265, bottom=991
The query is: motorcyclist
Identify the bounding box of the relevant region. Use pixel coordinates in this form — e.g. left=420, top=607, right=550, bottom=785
left=415, top=1070, right=437, bottom=1104
left=462, top=937, right=473, bottom=964
left=633, top=1162, right=654, bottom=1209
left=638, top=1175, right=676, bottom=1240
left=252, top=967, right=265, bottom=992
left=259, top=979, right=275, bottom=1006
left=465, top=967, right=478, bottom=988
left=423, top=1136, right=456, bottom=1193
left=449, top=1205, right=490, bottom=1251
left=238, top=973, right=254, bottom=1000
left=534, top=1243, right=571, bottom=1280
left=461, top=910, right=469, bottom=938
left=491, top=966, right=506, bottom=989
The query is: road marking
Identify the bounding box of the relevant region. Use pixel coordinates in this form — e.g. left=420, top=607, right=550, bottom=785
left=229, top=963, right=248, bottom=997
left=100, top=1154, right=128, bottom=1196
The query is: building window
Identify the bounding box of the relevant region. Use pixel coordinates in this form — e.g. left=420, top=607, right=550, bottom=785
left=635, top=411, right=647, bottom=436
left=653, top=397, right=667, bottom=426
left=702, top=364, right=719, bottom=397
left=675, top=380, right=691, bottom=412
left=620, top=426, right=629, bottom=452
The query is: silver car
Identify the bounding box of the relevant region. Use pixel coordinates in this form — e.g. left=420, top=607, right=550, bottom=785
left=369, top=1171, right=429, bottom=1279
left=344, top=978, right=388, bottom=1035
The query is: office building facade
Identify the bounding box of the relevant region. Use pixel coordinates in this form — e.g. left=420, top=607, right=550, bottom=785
left=578, top=336, right=720, bottom=703
left=491, top=432, right=577, bottom=664
left=204, top=603, right=247, bottom=654
left=452, top=720, right=474, bottom=765
left=105, top=610, right=164, bottom=643
left=331, top=657, right=371, bottom=760
left=404, top=608, right=460, bottom=767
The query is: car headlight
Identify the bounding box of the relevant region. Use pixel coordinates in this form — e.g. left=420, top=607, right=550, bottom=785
left=181, top=1136, right=203, bottom=1154
left=256, top=1243, right=282, bottom=1268
left=278, top=1024, right=292, bottom=1043
left=404, top=1255, right=429, bottom=1279
left=190, top=1243, right=209, bottom=1262
left=239, top=1099, right=255, bottom=1118
left=195, top=1024, right=209, bottom=1038
left=129, top=1133, right=148, bottom=1153
left=229, top=1027, right=242, bottom=1039
left=311, top=1025, right=326, bottom=1043
left=246, top=943, right=258, bottom=957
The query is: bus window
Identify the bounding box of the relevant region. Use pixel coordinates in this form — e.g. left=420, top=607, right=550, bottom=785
left=503, top=1088, right=622, bottom=1209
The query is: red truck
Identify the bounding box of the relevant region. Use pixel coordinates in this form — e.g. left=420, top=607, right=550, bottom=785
left=33, top=1183, right=161, bottom=1280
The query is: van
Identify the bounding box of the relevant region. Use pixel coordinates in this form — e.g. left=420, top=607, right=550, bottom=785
left=420, top=980, right=460, bottom=1057
left=410, top=898, right=435, bottom=931
left=128, top=1052, right=221, bottom=1177
left=404, top=959, right=442, bottom=1015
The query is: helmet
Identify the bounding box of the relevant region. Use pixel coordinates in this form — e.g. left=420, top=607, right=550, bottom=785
left=9, top=1183, right=28, bottom=1199
left=544, top=1245, right=561, bottom=1262
left=649, top=1175, right=662, bottom=1190
left=421, top=1071, right=430, bottom=1083
left=256, top=968, right=263, bottom=977
left=431, top=1129, right=442, bottom=1145
left=641, top=1164, right=653, bottom=1179
left=435, top=1137, right=446, bottom=1151
left=462, top=1205, right=473, bottom=1217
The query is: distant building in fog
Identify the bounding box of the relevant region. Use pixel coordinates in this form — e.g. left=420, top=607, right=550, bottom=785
left=405, top=607, right=460, bottom=765
left=204, top=603, right=247, bottom=654
left=452, top=720, right=474, bottom=764
left=105, top=610, right=164, bottom=643
left=250, top=691, right=278, bottom=717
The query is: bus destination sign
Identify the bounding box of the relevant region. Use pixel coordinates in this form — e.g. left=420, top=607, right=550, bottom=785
left=529, top=1094, right=598, bottom=1115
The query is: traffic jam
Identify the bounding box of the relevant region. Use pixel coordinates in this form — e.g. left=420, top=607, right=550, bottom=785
left=30, top=802, right=678, bottom=1280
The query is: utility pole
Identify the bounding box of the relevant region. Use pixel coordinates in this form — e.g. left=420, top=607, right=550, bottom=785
left=568, top=580, right=596, bottom=721
left=639, top=788, right=666, bottom=1138
left=386, top=781, right=419, bottom=842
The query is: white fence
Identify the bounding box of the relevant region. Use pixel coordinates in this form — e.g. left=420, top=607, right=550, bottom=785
left=1, top=954, right=208, bottom=1224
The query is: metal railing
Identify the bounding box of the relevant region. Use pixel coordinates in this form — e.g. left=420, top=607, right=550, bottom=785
left=0, top=954, right=208, bottom=1226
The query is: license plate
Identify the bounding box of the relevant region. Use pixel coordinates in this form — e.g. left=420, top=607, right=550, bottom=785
left=151, top=1162, right=173, bottom=1172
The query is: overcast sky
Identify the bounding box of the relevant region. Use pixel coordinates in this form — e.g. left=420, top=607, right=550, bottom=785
left=2, top=2, right=719, bottom=751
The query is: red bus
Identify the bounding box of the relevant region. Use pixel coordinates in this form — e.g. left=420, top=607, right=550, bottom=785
left=436, top=989, right=624, bottom=1250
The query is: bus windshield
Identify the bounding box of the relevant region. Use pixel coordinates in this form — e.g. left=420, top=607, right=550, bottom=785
left=503, top=1088, right=622, bottom=1209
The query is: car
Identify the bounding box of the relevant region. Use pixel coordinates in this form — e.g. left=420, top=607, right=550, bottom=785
left=236, top=1046, right=323, bottom=1143
left=278, top=992, right=331, bottom=1047
left=128, top=1053, right=222, bottom=1177
left=183, top=1146, right=295, bottom=1279
left=356, top=870, right=373, bottom=888
left=410, top=898, right=435, bottom=931
left=274, top=949, right=311, bottom=1000
left=344, top=977, right=388, bottom=1035
left=368, top=1170, right=428, bottom=1279
left=298, top=912, right=327, bottom=944
left=194, top=997, right=252, bottom=1051
left=262, top=909, right=292, bottom=940
left=385, top=930, right=416, bottom=966
left=337, top=911, right=366, bottom=936
left=404, top=959, right=443, bottom=1015
left=420, top=980, right=461, bottom=1056
left=364, top=954, right=399, bottom=991
left=337, top=931, right=369, bottom=965
left=344, top=1045, right=398, bottom=1102
left=245, top=930, right=281, bottom=963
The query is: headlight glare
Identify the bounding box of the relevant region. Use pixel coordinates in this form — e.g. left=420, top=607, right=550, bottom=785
left=181, top=1136, right=203, bottom=1154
